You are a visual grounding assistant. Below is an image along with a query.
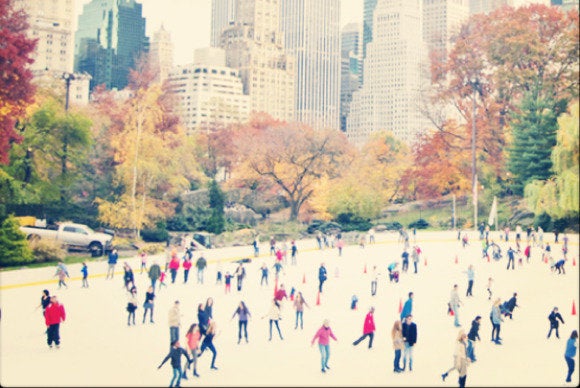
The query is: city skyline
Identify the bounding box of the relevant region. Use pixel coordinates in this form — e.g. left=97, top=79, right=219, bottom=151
left=74, top=0, right=549, bottom=67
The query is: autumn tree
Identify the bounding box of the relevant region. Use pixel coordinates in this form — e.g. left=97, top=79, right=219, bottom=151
left=230, top=114, right=353, bottom=221
left=0, top=0, right=37, bottom=164
left=95, top=67, right=198, bottom=237
left=429, top=4, right=579, bottom=200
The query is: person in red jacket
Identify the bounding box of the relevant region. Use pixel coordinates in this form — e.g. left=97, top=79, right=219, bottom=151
left=183, top=257, right=192, bottom=284
left=352, top=306, right=376, bottom=349
left=169, top=253, right=180, bottom=284
left=44, top=295, right=66, bottom=349
left=312, top=319, right=338, bottom=373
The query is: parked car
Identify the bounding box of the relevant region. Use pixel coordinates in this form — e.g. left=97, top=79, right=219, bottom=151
left=19, top=220, right=114, bottom=257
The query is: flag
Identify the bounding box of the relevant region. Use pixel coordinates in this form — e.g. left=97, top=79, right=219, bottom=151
left=488, top=196, right=497, bottom=227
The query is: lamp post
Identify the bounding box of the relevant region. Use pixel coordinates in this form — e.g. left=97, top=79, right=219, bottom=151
left=60, top=72, right=75, bottom=202
left=467, top=77, right=480, bottom=231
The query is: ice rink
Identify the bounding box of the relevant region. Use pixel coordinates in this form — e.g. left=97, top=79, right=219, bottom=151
left=1, top=230, right=578, bottom=387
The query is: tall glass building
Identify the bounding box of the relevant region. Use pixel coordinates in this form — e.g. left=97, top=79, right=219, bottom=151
left=74, top=0, right=149, bottom=91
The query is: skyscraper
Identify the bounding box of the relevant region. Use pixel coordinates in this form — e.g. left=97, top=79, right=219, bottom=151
left=469, top=0, right=513, bottom=15
left=280, top=0, right=341, bottom=130
left=211, top=0, right=237, bottom=47
left=74, top=0, right=149, bottom=91
left=14, top=0, right=75, bottom=73
left=423, top=0, right=469, bottom=67
left=218, top=0, right=295, bottom=122
left=362, top=0, right=378, bottom=59
left=347, top=0, right=429, bottom=146
left=166, top=48, right=249, bottom=135
left=340, top=22, right=363, bottom=132
left=149, top=24, right=174, bottom=83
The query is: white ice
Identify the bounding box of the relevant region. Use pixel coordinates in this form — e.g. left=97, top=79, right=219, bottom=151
left=1, top=230, right=578, bottom=387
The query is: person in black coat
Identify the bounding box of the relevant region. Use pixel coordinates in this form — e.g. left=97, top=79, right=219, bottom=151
left=401, top=314, right=418, bottom=372
left=158, top=340, right=192, bottom=387
left=467, top=316, right=481, bottom=362
left=547, top=307, right=565, bottom=339
left=197, top=303, right=211, bottom=339
left=318, top=263, right=328, bottom=293
left=505, top=293, right=519, bottom=319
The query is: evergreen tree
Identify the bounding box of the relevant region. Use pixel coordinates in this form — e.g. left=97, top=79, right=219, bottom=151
left=0, top=215, right=33, bottom=267
left=206, top=180, right=225, bottom=234
left=507, top=91, right=559, bottom=195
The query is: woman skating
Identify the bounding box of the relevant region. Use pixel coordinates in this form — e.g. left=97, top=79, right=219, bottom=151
left=142, top=286, right=155, bottom=324
left=184, top=323, right=201, bottom=378
left=391, top=320, right=405, bottom=373
left=441, top=329, right=470, bottom=387
left=262, top=298, right=284, bottom=341
left=232, top=301, right=251, bottom=344
left=198, top=321, right=219, bottom=370
left=490, top=298, right=504, bottom=344
left=293, top=292, right=309, bottom=330
left=311, top=319, right=337, bottom=373
left=565, top=330, right=578, bottom=383
left=126, top=288, right=138, bottom=326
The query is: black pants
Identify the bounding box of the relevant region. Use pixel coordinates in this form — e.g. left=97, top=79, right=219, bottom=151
left=353, top=332, right=374, bottom=348
left=184, top=269, right=190, bottom=283
left=318, top=279, right=326, bottom=293
left=548, top=324, right=560, bottom=338
left=269, top=320, right=283, bottom=340
left=466, top=280, right=473, bottom=296
left=170, top=269, right=177, bottom=283
left=260, top=274, right=268, bottom=286
left=506, top=258, right=514, bottom=270
left=200, top=341, right=217, bottom=368
left=459, top=375, right=467, bottom=387
left=47, top=323, right=61, bottom=346
left=238, top=320, right=248, bottom=341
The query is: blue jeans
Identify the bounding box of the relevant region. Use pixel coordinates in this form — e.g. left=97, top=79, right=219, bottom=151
left=566, top=356, right=575, bottom=382
left=467, top=339, right=475, bottom=361
left=319, top=344, right=330, bottom=369
left=197, top=269, right=204, bottom=284
left=295, top=311, right=303, bottom=329
left=403, top=343, right=414, bottom=370
left=170, top=326, right=179, bottom=344
left=170, top=366, right=182, bottom=387
left=394, top=349, right=402, bottom=370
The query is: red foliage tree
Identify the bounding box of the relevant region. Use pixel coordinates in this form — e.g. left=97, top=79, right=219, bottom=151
left=0, top=0, right=37, bottom=164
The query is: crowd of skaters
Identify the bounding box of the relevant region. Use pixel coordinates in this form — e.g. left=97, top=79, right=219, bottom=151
left=30, top=227, right=579, bottom=387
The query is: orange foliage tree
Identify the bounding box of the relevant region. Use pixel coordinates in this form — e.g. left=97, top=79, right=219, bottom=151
left=229, top=113, right=354, bottom=221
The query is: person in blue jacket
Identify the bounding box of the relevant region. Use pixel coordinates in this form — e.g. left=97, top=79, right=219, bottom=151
left=106, top=249, right=118, bottom=279
left=400, top=292, right=413, bottom=321
left=565, top=330, right=578, bottom=383
left=318, top=263, right=328, bottom=293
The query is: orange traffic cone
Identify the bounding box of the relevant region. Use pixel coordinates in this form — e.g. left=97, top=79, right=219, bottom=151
left=572, top=300, right=577, bottom=316
left=302, top=273, right=306, bottom=283
left=364, top=264, right=367, bottom=274
left=316, top=291, right=321, bottom=306
left=454, top=255, right=458, bottom=264
left=398, top=298, right=403, bottom=314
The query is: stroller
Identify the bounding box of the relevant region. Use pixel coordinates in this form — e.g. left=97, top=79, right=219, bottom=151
left=491, top=244, right=502, bottom=261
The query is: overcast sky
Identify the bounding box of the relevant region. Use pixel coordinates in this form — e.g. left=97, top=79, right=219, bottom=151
left=75, top=0, right=548, bottom=66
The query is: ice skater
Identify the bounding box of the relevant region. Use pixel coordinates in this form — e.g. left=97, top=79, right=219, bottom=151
left=185, top=323, right=201, bottom=378
left=441, top=329, right=470, bottom=387
left=81, top=262, right=89, bottom=288
left=401, top=314, right=418, bottom=372
left=318, top=263, right=328, bottom=293
left=126, top=287, right=138, bottom=326
left=142, top=285, right=155, bottom=324
left=565, top=330, right=578, bottom=383
left=392, top=320, right=405, bottom=373
left=490, top=298, right=503, bottom=344
left=198, top=321, right=219, bottom=370
left=466, top=316, right=481, bottom=362
left=353, top=307, right=376, bottom=349
left=486, top=277, right=493, bottom=300
left=311, top=319, right=337, bottom=373
left=449, top=284, right=462, bottom=327
left=54, top=261, right=69, bottom=289
left=259, top=263, right=269, bottom=286
left=44, top=295, right=66, bottom=349
left=262, top=298, right=284, bottom=341
left=464, top=265, right=474, bottom=297
left=157, top=340, right=192, bottom=387
left=400, top=292, right=413, bottom=321
left=370, top=265, right=381, bottom=296
left=548, top=307, right=565, bottom=339
left=293, top=291, right=309, bottom=330
left=232, top=301, right=251, bottom=344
